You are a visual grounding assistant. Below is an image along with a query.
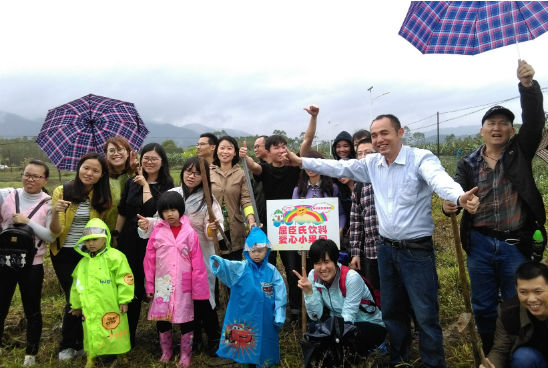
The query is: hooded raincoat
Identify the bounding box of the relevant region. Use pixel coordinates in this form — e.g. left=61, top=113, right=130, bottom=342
left=210, top=227, right=286, bottom=366
left=70, top=218, right=134, bottom=358
left=143, top=214, right=209, bottom=323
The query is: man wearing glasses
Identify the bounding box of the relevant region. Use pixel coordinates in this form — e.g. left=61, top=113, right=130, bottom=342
left=197, top=133, right=218, bottom=165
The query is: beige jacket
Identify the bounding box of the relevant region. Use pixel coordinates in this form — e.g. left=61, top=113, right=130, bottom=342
left=210, top=165, right=252, bottom=252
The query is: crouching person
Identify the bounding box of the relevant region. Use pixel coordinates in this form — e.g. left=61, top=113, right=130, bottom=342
left=294, top=239, right=386, bottom=363
left=480, top=261, right=548, bottom=368
left=69, top=218, right=134, bottom=368
left=210, top=226, right=287, bottom=367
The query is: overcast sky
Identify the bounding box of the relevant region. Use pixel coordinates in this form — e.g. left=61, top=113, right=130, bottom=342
left=1, top=0, right=547, bottom=141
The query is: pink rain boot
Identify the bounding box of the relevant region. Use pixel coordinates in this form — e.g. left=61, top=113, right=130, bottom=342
left=159, top=330, right=173, bottom=362
left=178, top=332, right=193, bottom=368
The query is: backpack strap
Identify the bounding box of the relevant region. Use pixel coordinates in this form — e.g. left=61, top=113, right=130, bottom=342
left=339, top=265, right=380, bottom=312
left=338, top=265, right=350, bottom=296
left=14, top=190, right=49, bottom=220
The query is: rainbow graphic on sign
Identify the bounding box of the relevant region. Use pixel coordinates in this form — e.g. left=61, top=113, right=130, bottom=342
left=272, top=202, right=334, bottom=227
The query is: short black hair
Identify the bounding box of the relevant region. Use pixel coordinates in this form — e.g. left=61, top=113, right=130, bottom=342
left=372, top=114, right=401, bottom=131
left=157, top=191, right=186, bottom=220
left=309, top=239, right=339, bottom=265
left=265, top=135, right=287, bottom=151
left=200, top=132, right=219, bottom=147
left=352, top=129, right=371, bottom=143
left=516, top=261, right=548, bottom=285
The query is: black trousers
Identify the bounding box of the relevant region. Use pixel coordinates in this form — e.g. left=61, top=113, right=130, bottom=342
left=0, top=264, right=44, bottom=355
left=50, top=248, right=83, bottom=351
left=193, top=299, right=220, bottom=348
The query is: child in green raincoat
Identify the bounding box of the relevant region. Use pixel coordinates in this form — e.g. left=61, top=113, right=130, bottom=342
left=69, top=218, right=134, bottom=368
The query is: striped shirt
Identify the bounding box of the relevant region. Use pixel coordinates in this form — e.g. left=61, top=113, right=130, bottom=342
left=63, top=199, right=90, bottom=248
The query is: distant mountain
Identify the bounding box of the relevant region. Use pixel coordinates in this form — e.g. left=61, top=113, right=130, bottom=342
left=0, top=111, right=42, bottom=138
left=0, top=111, right=251, bottom=148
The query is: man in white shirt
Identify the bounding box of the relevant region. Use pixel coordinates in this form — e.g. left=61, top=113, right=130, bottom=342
left=285, top=114, right=479, bottom=368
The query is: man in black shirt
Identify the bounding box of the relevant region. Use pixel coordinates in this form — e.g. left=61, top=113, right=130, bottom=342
left=240, top=106, right=318, bottom=321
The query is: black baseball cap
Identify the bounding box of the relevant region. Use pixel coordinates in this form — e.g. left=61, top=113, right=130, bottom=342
left=482, top=106, right=515, bottom=125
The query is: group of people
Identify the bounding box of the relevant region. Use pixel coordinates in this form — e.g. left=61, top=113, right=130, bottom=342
left=0, top=58, right=546, bottom=368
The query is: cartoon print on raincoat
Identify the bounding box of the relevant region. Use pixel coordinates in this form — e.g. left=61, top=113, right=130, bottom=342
left=210, top=227, right=287, bottom=367
left=143, top=214, right=209, bottom=322
left=70, top=218, right=134, bottom=358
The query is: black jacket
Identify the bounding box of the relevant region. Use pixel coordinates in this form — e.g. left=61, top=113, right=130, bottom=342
left=452, top=81, right=546, bottom=257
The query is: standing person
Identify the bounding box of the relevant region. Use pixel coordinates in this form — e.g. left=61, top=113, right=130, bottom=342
left=69, top=218, right=134, bottom=368
left=284, top=114, right=480, bottom=367
left=252, top=135, right=270, bottom=229
left=331, top=131, right=355, bottom=258
left=443, top=60, right=546, bottom=354
left=210, top=135, right=256, bottom=260
left=292, top=150, right=345, bottom=270
left=197, top=133, right=218, bottom=165
left=349, top=138, right=381, bottom=289
left=240, top=106, right=317, bottom=322
left=143, top=191, right=209, bottom=367
left=137, top=156, right=223, bottom=357
left=210, top=227, right=286, bottom=367
left=480, top=261, right=548, bottom=368
left=49, top=152, right=112, bottom=361
left=115, top=143, right=174, bottom=347
left=103, top=136, right=138, bottom=232
left=253, top=135, right=271, bottom=164
left=0, top=160, right=55, bottom=366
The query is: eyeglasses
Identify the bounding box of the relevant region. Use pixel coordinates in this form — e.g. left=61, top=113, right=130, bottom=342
left=184, top=170, right=201, bottom=177
left=107, top=148, right=127, bottom=155
left=22, top=173, right=46, bottom=181
left=196, top=142, right=209, bottom=147
left=142, top=156, right=161, bottom=163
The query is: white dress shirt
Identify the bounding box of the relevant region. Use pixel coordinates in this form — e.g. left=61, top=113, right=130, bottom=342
left=302, top=145, right=464, bottom=240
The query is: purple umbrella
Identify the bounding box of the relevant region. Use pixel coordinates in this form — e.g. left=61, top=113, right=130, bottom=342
left=36, top=94, right=149, bottom=171
left=399, top=1, right=548, bottom=55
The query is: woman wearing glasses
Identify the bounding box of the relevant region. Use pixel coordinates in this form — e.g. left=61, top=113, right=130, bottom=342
left=210, top=136, right=256, bottom=261
left=0, top=160, right=55, bottom=366
left=115, top=143, right=173, bottom=347
left=102, top=136, right=138, bottom=232
left=49, top=152, right=112, bottom=361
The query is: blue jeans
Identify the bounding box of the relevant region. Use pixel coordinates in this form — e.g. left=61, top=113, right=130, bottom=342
left=511, top=346, right=547, bottom=368
left=378, top=240, right=445, bottom=368
left=467, top=230, right=527, bottom=335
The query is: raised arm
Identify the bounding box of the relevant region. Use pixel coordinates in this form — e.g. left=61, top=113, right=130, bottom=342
left=299, top=105, right=319, bottom=156
left=239, top=141, right=262, bottom=175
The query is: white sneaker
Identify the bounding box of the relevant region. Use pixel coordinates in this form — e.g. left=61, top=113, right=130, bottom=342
left=58, top=348, right=75, bottom=361
left=23, top=355, right=36, bottom=366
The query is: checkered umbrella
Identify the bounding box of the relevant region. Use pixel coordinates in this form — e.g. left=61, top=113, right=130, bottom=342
left=36, top=94, right=149, bottom=171
left=399, top=1, right=548, bottom=55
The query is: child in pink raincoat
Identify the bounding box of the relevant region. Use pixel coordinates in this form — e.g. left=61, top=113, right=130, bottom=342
left=143, top=191, right=209, bottom=368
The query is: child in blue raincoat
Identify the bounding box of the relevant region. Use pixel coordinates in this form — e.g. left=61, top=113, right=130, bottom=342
left=210, top=226, right=286, bottom=367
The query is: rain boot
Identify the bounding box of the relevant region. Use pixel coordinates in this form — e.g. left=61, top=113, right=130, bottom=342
left=178, top=332, right=193, bottom=368
left=159, top=330, right=173, bottom=362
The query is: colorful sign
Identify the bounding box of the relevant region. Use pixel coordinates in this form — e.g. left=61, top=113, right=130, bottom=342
left=266, top=198, right=339, bottom=250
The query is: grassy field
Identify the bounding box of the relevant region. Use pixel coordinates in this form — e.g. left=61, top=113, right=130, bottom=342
left=1, top=158, right=546, bottom=367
